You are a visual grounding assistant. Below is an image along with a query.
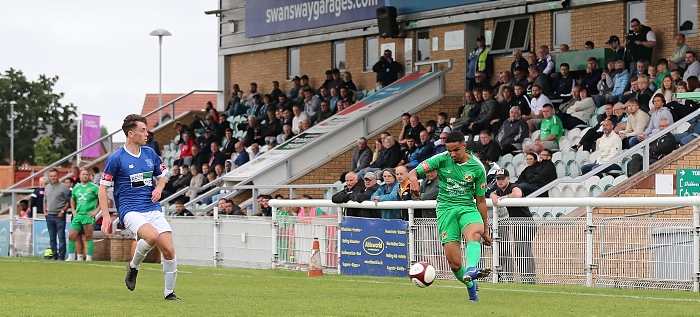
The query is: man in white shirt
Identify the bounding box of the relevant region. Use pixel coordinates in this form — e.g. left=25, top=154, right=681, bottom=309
left=580, top=120, right=622, bottom=177
left=522, top=85, right=551, bottom=132
left=683, top=51, right=700, bottom=82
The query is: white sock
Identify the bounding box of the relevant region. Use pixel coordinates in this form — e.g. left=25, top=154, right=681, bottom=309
left=163, top=257, right=178, bottom=297
left=86, top=255, right=93, bottom=261
left=77, top=254, right=84, bottom=261
left=67, top=254, right=75, bottom=261
left=130, top=239, right=154, bottom=270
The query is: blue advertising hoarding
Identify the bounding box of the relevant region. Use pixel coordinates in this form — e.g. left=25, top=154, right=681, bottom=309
left=245, top=0, right=489, bottom=38
left=33, top=219, right=69, bottom=257
left=0, top=221, right=9, bottom=256
left=340, top=217, right=408, bottom=277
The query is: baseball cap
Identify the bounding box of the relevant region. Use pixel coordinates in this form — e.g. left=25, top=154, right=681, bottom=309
left=364, top=172, right=377, bottom=180
left=300, top=75, right=309, bottom=80
left=605, top=35, right=619, bottom=44
left=292, top=76, right=301, bottom=81
left=495, top=169, right=509, bottom=179
left=476, top=35, right=486, bottom=42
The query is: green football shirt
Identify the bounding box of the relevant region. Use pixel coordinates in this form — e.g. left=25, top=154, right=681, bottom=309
left=415, top=151, right=488, bottom=210
left=71, top=182, right=100, bottom=216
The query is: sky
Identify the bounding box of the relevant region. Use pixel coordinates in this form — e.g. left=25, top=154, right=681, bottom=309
left=0, top=1, right=219, bottom=142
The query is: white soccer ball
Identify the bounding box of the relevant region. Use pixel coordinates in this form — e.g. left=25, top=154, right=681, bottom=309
left=409, top=261, right=436, bottom=288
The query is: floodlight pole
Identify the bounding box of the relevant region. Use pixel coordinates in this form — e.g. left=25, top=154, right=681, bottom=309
left=150, top=29, right=172, bottom=125
left=10, top=101, right=15, bottom=167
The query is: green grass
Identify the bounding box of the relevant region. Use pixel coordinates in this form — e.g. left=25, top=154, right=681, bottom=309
left=1, top=257, right=699, bottom=316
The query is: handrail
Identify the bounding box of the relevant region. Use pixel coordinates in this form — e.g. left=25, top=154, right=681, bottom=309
left=2, top=89, right=222, bottom=194
left=528, top=104, right=700, bottom=198
left=414, top=59, right=454, bottom=72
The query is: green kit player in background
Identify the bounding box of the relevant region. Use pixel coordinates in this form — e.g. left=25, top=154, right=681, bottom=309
left=67, top=168, right=100, bottom=261
left=409, top=131, right=492, bottom=302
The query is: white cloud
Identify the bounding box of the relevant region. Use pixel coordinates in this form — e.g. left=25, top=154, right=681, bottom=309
left=0, top=0, right=218, bottom=143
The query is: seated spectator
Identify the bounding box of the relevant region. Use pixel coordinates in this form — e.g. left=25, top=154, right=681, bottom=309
left=650, top=75, right=677, bottom=110
left=550, top=63, right=576, bottom=104
left=399, top=115, right=426, bottom=143
left=516, top=149, right=556, bottom=197
left=190, top=145, right=206, bottom=172
left=513, top=83, right=532, bottom=116
left=359, top=136, right=402, bottom=179
left=604, top=60, right=631, bottom=104
left=462, top=89, right=498, bottom=135
left=629, top=94, right=674, bottom=148
left=250, top=143, right=261, bottom=158
left=467, top=130, right=501, bottom=167
left=523, top=104, right=562, bottom=154
left=496, top=106, right=530, bottom=155
left=196, top=128, right=217, bottom=157
left=189, top=114, right=206, bottom=135
left=270, top=81, right=284, bottom=102
left=302, top=88, right=322, bottom=118
left=397, top=135, right=419, bottom=167
left=354, top=172, right=381, bottom=218
left=226, top=84, right=241, bottom=112
left=434, top=132, right=448, bottom=154
left=511, top=49, right=529, bottom=74
left=405, top=131, right=435, bottom=170
left=632, top=59, right=649, bottom=78
left=655, top=59, right=670, bottom=90
left=173, top=200, right=194, bottom=217
left=214, top=164, right=225, bottom=178
left=338, top=87, right=355, bottom=103
left=260, top=108, right=282, bottom=144
left=523, top=85, right=551, bottom=132
left=411, top=169, right=438, bottom=218
left=177, top=132, right=195, bottom=166
left=634, top=75, right=655, bottom=113
left=572, top=103, right=619, bottom=151
left=557, top=87, right=596, bottom=130
left=493, top=71, right=513, bottom=98
left=247, top=94, right=266, bottom=119
left=207, top=142, right=227, bottom=171
left=233, top=141, right=249, bottom=168
left=343, top=72, right=357, bottom=91
left=580, top=120, right=622, bottom=177
left=472, top=71, right=492, bottom=91
left=434, top=112, right=452, bottom=139
left=671, top=83, right=700, bottom=145
left=628, top=118, right=676, bottom=175
left=277, top=94, right=294, bottom=112
left=619, top=76, right=639, bottom=104
left=615, top=99, right=648, bottom=149
left=312, top=101, right=333, bottom=125
left=146, top=131, right=161, bottom=156
left=350, top=137, right=372, bottom=173
left=512, top=68, right=529, bottom=89
left=371, top=168, right=401, bottom=219
left=161, top=165, right=180, bottom=200
left=491, top=86, right=516, bottom=133
left=668, top=34, right=691, bottom=71
left=612, top=102, right=629, bottom=135
left=228, top=90, right=248, bottom=117
left=671, top=69, right=683, bottom=85
left=276, top=124, right=294, bottom=145
left=332, top=172, right=366, bottom=217
left=329, top=88, right=340, bottom=112
left=291, top=104, right=309, bottom=135
left=222, top=128, right=238, bottom=158
left=298, top=119, right=311, bottom=133
left=173, top=164, right=192, bottom=194
left=684, top=51, right=700, bottom=82
left=452, top=91, right=477, bottom=129
left=646, top=65, right=658, bottom=91
left=370, top=138, right=382, bottom=164
left=581, top=57, right=602, bottom=95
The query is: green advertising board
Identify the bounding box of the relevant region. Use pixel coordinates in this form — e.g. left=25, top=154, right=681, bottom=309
left=677, top=168, right=700, bottom=196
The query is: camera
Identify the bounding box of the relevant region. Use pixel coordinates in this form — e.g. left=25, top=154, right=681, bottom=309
left=625, top=30, right=635, bottom=45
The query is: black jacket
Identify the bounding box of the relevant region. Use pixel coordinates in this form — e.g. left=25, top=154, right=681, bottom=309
left=648, top=133, right=676, bottom=160
left=332, top=183, right=367, bottom=217
left=468, top=140, right=501, bottom=164
left=372, top=58, right=403, bottom=86
left=353, top=183, right=381, bottom=218
left=370, top=144, right=402, bottom=169
left=531, top=160, right=557, bottom=187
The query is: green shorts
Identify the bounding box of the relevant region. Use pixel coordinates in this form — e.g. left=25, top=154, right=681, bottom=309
left=436, top=205, right=483, bottom=244
left=71, top=214, right=95, bottom=231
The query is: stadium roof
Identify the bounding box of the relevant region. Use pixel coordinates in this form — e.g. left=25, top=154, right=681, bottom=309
left=140, top=93, right=218, bottom=129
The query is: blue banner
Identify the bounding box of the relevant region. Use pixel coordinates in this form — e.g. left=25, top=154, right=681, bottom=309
left=33, top=219, right=70, bottom=257
left=246, top=0, right=386, bottom=38
left=0, top=221, right=9, bottom=256
left=340, top=217, right=408, bottom=277
left=387, top=0, right=488, bottom=14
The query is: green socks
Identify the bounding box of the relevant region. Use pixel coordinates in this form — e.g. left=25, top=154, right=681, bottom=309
left=466, top=241, right=481, bottom=268
left=452, top=266, right=469, bottom=286
left=68, top=241, right=76, bottom=254
left=87, top=240, right=94, bottom=256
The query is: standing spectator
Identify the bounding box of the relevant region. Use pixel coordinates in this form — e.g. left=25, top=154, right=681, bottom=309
left=318, top=70, right=333, bottom=94
left=373, top=49, right=402, bottom=86
left=411, top=169, right=439, bottom=218
left=628, top=118, right=676, bottom=175
left=489, top=168, right=536, bottom=283
left=371, top=168, right=401, bottom=219
left=146, top=132, right=161, bottom=156
left=468, top=35, right=493, bottom=90
left=352, top=172, right=381, bottom=218
left=668, top=34, right=691, bottom=71
left=496, top=106, right=530, bottom=155
left=580, top=120, right=622, bottom=177
left=529, top=65, right=552, bottom=97
left=44, top=169, right=70, bottom=260
left=332, top=172, right=366, bottom=217
left=350, top=137, right=372, bottom=173
left=70, top=166, right=80, bottom=185
left=606, top=35, right=628, bottom=65
left=627, top=18, right=656, bottom=65
left=233, top=142, right=249, bottom=168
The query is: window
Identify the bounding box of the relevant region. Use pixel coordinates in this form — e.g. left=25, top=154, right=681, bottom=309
left=288, top=47, right=300, bottom=79
left=553, top=11, right=571, bottom=50
left=333, top=41, right=346, bottom=71
left=416, top=29, right=430, bottom=61
left=365, top=36, right=379, bottom=71
left=627, top=1, right=645, bottom=26
left=490, top=17, right=530, bottom=54
left=678, top=0, right=698, bottom=35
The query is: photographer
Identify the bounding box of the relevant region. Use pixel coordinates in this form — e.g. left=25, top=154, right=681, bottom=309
left=373, top=49, right=403, bottom=86
left=626, top=18, right=656, bottom=67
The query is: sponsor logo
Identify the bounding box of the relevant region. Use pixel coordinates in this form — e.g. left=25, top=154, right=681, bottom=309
left=160, top=163, right=167, bottom=171
left=145, top=159, right=154, bottom=167
left=363, top=236, right=385, bottom=256
left=465, top=174, right=472, bottom=181
left=480, top=182, right=487, bottom=189
left=101, top=173, right=113, bottom=182
left=128, top=164, right=134, bottom=169
left=420, top=161, right=430, bottom=171
left=441, top=231, right=447, bottom=240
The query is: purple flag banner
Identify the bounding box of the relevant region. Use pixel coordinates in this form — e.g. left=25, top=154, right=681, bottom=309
left=81, top=114, right=101, bottom=158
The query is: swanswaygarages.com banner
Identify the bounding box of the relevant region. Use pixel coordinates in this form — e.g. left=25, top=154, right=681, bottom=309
left=245, top=0, right=385, bottom=38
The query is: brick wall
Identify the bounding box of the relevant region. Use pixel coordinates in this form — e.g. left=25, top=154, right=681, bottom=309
left=570, top=2, right=626, bottom=51
left=229, top=48, right=288, bottom=98
left=428, top=23, right=468, bottom=95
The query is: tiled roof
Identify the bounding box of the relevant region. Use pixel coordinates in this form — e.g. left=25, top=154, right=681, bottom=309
left=140, top=93, right=218, bottom=129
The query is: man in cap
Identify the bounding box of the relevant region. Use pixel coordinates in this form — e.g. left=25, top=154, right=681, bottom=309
left=353, top=172, right=381, bottom=218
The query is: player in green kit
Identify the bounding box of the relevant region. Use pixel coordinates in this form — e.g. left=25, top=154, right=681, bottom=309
left=67, top=168, right=100, bottom=261
left=408, top=131, right=492, bottom=302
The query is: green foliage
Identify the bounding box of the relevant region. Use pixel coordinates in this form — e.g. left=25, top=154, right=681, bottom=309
left=0, top=68, right=78, bottom=165
left=1, top=258, right=699, bottom=316
left=33, top=136, right=62, bottom=166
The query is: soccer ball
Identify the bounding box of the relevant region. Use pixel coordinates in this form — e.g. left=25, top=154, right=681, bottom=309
left=409, top=261, right=436, bottom=288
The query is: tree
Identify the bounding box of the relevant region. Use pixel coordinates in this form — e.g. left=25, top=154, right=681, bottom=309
left=34, top=137, right=62, bottom=166
left=0, top=68, right=78, bottom=165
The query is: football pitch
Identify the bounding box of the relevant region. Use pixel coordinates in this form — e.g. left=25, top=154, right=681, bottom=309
left=1, top=257, right=698, bottom=316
